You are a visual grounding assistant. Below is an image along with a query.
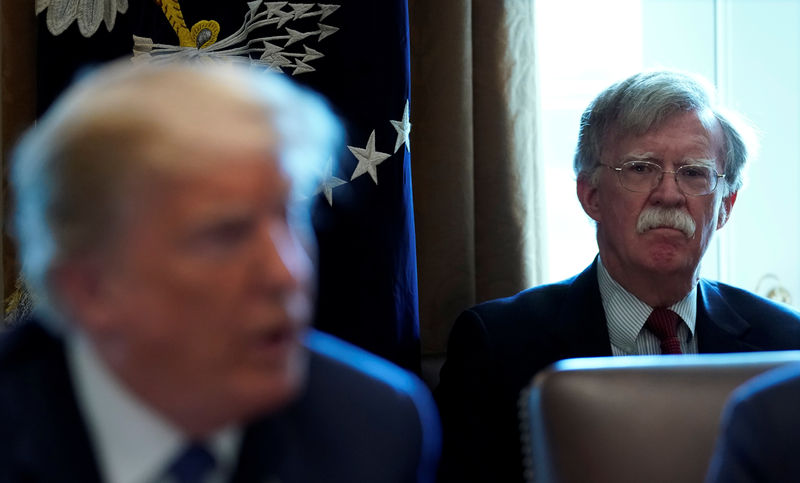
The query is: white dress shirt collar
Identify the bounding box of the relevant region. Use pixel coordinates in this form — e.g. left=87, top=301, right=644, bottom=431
left=597, top=256, right=697, bottom=354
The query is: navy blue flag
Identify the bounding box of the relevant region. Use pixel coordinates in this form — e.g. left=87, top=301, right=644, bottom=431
left=35, top=0, right=421, bottom=373
left=297, top=2, right=422, bottom=374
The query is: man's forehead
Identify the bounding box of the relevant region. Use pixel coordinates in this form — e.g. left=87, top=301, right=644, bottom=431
left=118, top=155, right=291, bottom=227
left=605, top=110, right=724, bottom=157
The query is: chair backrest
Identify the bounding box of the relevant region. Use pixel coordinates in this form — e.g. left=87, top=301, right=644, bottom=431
left=523, top=351, right=800, bottom=483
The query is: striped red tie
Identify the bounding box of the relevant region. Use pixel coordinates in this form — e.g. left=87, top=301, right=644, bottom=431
left=645, top=308, right=683, bottom=354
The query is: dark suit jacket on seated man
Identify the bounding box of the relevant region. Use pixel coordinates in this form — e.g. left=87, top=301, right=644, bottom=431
left=0, top=60, right=440, bottom=482
left=706, top=362, right=800, bottom=483
left=434, top=70, right=800, bottom=483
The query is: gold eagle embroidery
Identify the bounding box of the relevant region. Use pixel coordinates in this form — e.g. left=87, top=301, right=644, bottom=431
left=153, top=0, right=220, bottom=49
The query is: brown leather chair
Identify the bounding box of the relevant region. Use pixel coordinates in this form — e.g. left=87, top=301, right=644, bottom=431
left=523, top=351, right=800, bottom=483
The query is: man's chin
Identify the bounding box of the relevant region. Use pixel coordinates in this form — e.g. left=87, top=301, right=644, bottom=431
left=237, top=345, right=310, bottom=419
left=640, top=246, right=697, bottom=274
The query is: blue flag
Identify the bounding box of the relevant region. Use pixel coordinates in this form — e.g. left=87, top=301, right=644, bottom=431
left=36, top=0, right=421, bottom=373
left=299, top=1, right=421, bottom=374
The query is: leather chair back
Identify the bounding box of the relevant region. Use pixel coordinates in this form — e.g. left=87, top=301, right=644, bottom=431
left=523, top=351, right=800, bottom=483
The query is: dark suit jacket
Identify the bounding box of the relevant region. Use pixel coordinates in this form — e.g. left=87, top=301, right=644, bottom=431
left=705, top=362, right=800, bottom=483
left=434, top=260, right=800, bottom=483
left=0, top=320, right=441, bottom=482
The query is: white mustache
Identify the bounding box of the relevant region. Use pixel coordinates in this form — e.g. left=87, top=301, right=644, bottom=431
left=636, top=206, right=696, bottom=238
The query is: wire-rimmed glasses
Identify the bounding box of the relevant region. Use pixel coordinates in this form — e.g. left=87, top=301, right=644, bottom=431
left=600, top=160, right=725, bottom=196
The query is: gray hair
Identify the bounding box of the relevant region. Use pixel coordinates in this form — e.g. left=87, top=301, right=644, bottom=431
left=11, top=59, right=342, bottom=326
left=574, top=70, right=754, bottom=196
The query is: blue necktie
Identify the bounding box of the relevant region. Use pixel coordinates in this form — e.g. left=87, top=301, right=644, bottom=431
left=167, top=443, right=216, bottom=483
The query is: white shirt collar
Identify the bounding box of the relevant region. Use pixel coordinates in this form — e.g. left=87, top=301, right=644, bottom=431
left=65, top=331, right=242, bottom=483
left=597, top=256, right=697, bottom=353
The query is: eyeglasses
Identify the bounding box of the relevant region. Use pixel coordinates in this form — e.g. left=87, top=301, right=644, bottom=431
left=600, top=160, right=725, bottom=196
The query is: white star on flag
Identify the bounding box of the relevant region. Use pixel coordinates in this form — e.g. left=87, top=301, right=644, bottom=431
left=390, top=99, right=411, bottom=153
left=315, top=157, right=347, bottom=206
left=349, top=130, right=391, bottom=185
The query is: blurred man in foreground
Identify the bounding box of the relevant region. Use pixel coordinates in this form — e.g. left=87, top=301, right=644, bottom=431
left=0, top=59, right=439, bottom=482
left=435, top=70, right=800, bottom=482
left=706, top=362, right=800, bottom=482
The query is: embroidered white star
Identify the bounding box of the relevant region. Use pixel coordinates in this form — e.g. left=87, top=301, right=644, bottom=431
left=349, top=130, right=391, bottom=185
left=316, top=157, right=347, bottom=206
left=390, top=100, right=411, bottom=153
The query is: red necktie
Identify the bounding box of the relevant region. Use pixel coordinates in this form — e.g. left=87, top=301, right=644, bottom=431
left=645, top=308, right=683, bottom=354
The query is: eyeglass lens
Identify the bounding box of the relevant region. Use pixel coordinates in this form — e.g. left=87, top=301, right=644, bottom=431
left=617, top=161, right=718, bottom=195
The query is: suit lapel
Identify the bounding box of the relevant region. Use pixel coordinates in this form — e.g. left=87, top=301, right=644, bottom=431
left=696, top=280, right=760, bottom=353
left=230, top=402, right=303, bottom=483
left=231, top=419, right=279, bottom=483
left=553, top=259, right=614, bottom=359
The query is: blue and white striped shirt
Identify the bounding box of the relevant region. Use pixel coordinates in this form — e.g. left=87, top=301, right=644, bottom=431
left=597, top=257, right=698, bottom=355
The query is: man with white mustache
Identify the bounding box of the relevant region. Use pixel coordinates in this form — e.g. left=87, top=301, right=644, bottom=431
left=434, top=70, right=800, bottom=483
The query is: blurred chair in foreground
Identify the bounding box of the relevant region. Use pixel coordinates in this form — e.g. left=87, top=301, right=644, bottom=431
left=524, top=351, right=800, bottom=483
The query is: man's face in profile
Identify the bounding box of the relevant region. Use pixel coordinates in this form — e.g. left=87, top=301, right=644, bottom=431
left=93, top=147, right=315, bottom=429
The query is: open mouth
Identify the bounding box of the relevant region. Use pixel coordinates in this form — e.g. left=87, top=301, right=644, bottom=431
left=249, top=325, right=301, bottom=365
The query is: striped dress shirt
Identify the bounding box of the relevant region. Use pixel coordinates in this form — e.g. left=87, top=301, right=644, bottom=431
left=597, top=257, right=698, bottom=355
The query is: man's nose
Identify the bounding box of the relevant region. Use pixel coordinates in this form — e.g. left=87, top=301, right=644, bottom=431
left=650, top=170, right=685, bottom=204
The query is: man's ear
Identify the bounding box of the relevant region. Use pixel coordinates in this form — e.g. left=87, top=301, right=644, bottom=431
left=577, top=176, right=602, bottom=222
left=50, top=259, right=115, bottom=334
left=717, top=190, right=738, bottom=229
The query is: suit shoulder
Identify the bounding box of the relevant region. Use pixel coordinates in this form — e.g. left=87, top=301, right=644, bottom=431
left=723, top=362, right=800, bottom=444
left=453, top=275, right=582, bottom=347
left=307, top=330, right=423, bottom=393
left=305, top=330, right=438, bottom=420
left=0, top=320, right=70, bottom=441
left=301, top=330, right=441, bottom=482
left=702, top=280, right=800, bottom=323
left=733, top=362, right=800, bottom=406
left=467, top=276, right=578, bottom=325
left=0, top=319, right=61, bottom=372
